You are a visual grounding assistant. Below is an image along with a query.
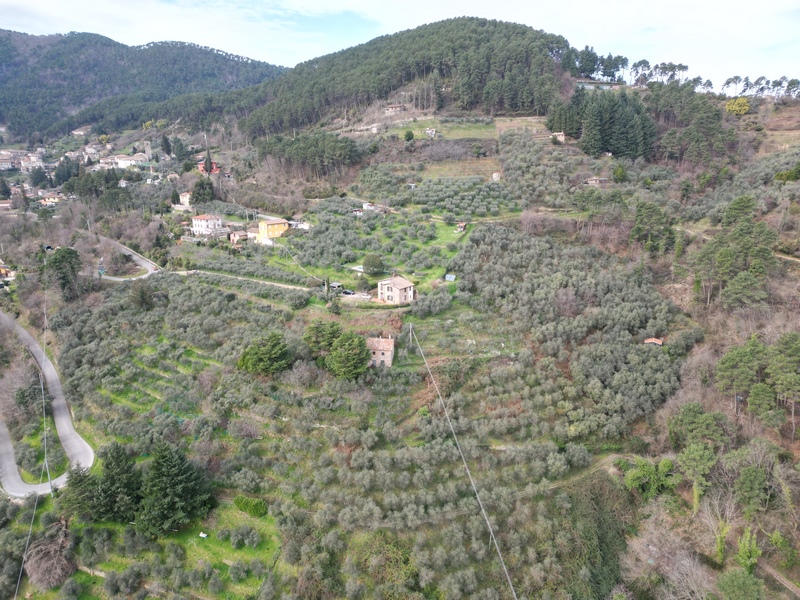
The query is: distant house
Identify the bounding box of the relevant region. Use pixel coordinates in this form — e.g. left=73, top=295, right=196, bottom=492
left=362, top=202, right=376, bottom=211
left=551, top=132, right=566, bottom=144
left=367, top=337, right=395, bottom=368
left=173, top=191, right=193, bottom=212
left=384, top=104, right=406, bottom=114
left=246, top=227, right=260, bottom=240
left=115, top=154, right=146, bottom=169
left=644, top=338, right=664, bottom=346
left=230, top=230, right=249, bottom=244
left=40, top=192, right=62, bottom=204
left=0, top=200, right=12, bottom=210
left=191, top=214, right=223, bottom=236
left=256, top=218, right=289, bottom=245
left=352, top=209, right=363, bottom=217
left=377, top=276, right=415, bottom=305
left=20, top=154, right=44, bottom=173
left=197, top=160, right=221, bottom=175
left=71, top=126, right=90, bottom=136
left=456, top=222, right=467, bottom=233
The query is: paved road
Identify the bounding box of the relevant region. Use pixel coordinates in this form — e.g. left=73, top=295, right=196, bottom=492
left=0, top=312, right=94, bottom=497
left=100, top=238, right=160, bottom=282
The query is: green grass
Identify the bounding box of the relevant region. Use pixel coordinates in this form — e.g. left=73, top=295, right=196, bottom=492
left=170, top=501, right=280, bottom=598
left=385, top=118, right=498, bottom=140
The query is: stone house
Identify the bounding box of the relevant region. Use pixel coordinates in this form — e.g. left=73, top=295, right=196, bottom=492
left=367, top=337, right=395, bottom=368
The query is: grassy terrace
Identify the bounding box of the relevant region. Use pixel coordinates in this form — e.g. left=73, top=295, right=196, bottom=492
left=384, top=117, right=498, bottom=140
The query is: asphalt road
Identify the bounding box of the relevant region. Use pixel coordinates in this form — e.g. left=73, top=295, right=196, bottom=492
left=0, top=311, right=94, bottom=497
left=100, top=238, right=160, bottom=281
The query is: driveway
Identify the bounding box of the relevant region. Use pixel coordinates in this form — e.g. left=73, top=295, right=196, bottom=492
left=0, top=311, right=94, bottom=497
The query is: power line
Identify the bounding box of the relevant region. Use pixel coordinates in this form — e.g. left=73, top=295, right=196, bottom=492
left=14, top=461, right=46, bottom=600
left=409, top=325, right=518, bottom=600
left=40, top=292, right=52, bottom=494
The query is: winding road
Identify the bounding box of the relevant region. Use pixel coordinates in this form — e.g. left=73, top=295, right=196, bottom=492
left=100, top=238, right=161, bottom=281
left=0, top=311, right=94, bottom=497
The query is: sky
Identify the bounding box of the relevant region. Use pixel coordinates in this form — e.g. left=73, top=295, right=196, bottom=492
left=2, top=0, right=798, bottom=92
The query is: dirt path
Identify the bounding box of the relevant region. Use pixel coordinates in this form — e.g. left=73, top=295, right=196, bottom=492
left=174, top=270, right=312, bottom=291
left=758, top=560, right=800, bottom=598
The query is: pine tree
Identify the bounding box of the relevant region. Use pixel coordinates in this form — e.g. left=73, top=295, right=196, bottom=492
left=326, top=330, right=371, bottom=380
left=579, top=100, right=603, bottom=157
left=303, top=321, right=343, bottom=355
left=237, top=332, right=294, bottom=376
left=59, top=466, right=98, bottom=521
left=766, top=333, right=800, bottom=439
left=677, top=443, right=717, bottom=514
left=95, top=443, right=142, bottom=522
left=136, top=445, right=212, bottom=538
left=717, top=569, right=765, bottom=600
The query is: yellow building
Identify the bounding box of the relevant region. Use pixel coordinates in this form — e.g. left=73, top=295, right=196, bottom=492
left=256, top=218, right=289, bottom=245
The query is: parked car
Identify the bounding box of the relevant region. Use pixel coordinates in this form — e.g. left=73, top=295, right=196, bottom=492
left=342, top=289, right=355, bottom=295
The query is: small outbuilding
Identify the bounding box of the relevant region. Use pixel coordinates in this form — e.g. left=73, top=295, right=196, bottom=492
left=367, top=337, right=395, bottom=368
left=644, top=338, right=664, bottom=346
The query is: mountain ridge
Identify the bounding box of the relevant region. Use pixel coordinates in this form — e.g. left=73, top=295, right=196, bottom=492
left=0, top=29, right=286, bottom=137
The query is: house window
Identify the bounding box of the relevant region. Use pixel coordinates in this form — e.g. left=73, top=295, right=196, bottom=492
left=381, top=352, right=384, bottom=356
left=387, top=295, right=393, bottom=301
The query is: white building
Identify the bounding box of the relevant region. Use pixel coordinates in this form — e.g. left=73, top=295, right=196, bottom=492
left=191, top=214, right=223, bottom=236
left=173, top=191, right=193, bottom=212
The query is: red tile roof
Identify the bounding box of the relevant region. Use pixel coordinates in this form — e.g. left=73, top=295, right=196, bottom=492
left=367, top=337, right=395, bottom=352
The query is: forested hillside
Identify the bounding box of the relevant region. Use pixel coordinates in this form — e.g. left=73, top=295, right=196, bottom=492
left=0, top=30, right=285, bottom=137
left=242, top=18, right=572, bottom=136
